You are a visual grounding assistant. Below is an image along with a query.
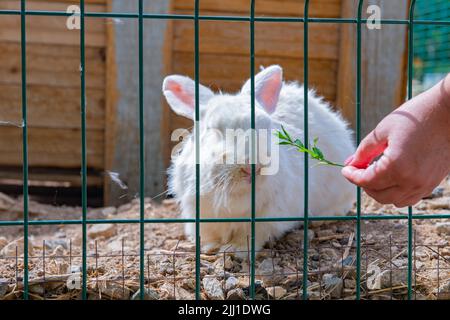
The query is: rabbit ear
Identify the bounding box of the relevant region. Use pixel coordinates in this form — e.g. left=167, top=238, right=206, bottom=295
left=162, top=75, right=214, bottom=119
left=241, top=65, right=283, bottom=114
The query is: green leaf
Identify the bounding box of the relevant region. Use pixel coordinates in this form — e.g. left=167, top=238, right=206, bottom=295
left=275, top=126, right=344, bottom=168
left=277, top=131, right=286, bottom=140
left=294, top=139, right=304, bottom=149
left=312, top=147, right=324, bottom=159
left=281, top=125, right=292, bottom=141
left=313, top=137, right=319, bottom=147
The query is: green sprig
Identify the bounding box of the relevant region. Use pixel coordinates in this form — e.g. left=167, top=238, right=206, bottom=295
left=276, top=125, right=344, bottom=168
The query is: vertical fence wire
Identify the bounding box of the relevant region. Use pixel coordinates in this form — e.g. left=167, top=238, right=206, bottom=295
left=194, top=0, right=201, bottom=300
left=249, top=0, right=257, bottom=300
left=79, top=0, right=88, bottom=300
left=355, top=0, right=364, bottom=300
left=407, top=0, right=417, bottom=301
left=20, top=0, right=29, bottom=300
left=138, top=0, right=146, bottom=300
left=302, top=0, right=310, bottom=301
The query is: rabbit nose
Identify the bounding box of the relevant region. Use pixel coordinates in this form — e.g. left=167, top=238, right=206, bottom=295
left=240, top=165, right=261, bottom=175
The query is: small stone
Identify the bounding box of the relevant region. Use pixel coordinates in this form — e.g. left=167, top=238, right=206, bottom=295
left=227, top=288, right=246, bottom=300
left=175, top=286, right=195, bottom=300
left=331, top=241, right=341, bottom=248
left=102, top=206, right=117, bottom=216
left=70, top=265, right=82, bottom=273
left=29, top=284, right=45, bottom=295
left=0, top=279, right=9, bottom=297
left=242, top=280, right=267, bottom=298
left=344, top=279, right=356, bottom=289
left=44, top=239, right=68, bottom=250
left=181, top=278, right=196, bottom=291
left=225, top=276, right=239, bottom=291
left=436, top=222, right=450, bottom=235
left=0, top=237, right=34, bottom=256
left=336, top=226, right=346, bottom=234
left=159, top=283, right=194, bottom=300
left=436, top=281, right=450, bottom=300
left=97, top=281, right=130, bottom=300
left=131, top=288, right=160, bottom=300
left=342, top=256, right=353, bottom=266
left=423, top=187, right=444, bottom=199
left=323, top=274, right=343, bottom=299
left=394, top=223, right=403, bottom=230
left=266, top=286, right=287, bottom=299
left=427, top=198, right=450, bottom=210
left=257, top=258, right=280, bottom=275
left=202, top=277, right=224, bottom=300
left=370, top=269, right=408, bottom=289
left=213, top=255, right=234, bottom=273
left=88, top=224, right=117, bottom=239
left=316, top=229, right=334, bottom=238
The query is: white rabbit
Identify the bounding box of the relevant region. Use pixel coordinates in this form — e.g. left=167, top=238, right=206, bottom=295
left=162, top=65, right=356, bottom=256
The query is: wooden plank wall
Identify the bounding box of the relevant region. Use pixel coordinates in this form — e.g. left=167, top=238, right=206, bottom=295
left=0, top=0, right=107, bottom=176
left=337, top=0, right=409, bottom=137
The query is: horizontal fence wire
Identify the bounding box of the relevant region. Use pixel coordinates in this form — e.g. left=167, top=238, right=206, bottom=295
left=1, top=213, right=450, bottom=226
left=0, top=9, right=449, bottom=25
left=0, top=0, right=448, bottom=301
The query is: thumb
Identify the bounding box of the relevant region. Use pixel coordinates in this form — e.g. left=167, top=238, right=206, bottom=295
left=349, top=129, right=388, bottom=169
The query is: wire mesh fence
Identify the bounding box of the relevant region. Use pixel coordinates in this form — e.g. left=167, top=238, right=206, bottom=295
left=0, top=0, right=449, bottom=300
left=1, top=234, right=450, bottom=300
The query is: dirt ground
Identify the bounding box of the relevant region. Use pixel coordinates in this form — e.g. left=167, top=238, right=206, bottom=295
left=0, top=176, right=449, bottom=300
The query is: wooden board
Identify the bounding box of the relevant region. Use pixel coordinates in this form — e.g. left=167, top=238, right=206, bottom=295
left=0, top=15, right=106, bottom=47
left=174, top=0, right=341, bottom=17
left=0, top=84, right=105, bottom=130
left=0, top=0, right=107, bottom=174
left=0, top=168, right=103, bottom=188
left=0, top=127, right=104, bottom=169
left=337, top=0, right=409, bottom=136
left=172, top=52, right=338, bottom=101
left=173, top=18, right=340, bottom=60
left=0, top=43, right=106, bottom=89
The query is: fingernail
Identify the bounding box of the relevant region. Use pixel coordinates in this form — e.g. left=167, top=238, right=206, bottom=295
left=344, top=154, right=354, bottom=165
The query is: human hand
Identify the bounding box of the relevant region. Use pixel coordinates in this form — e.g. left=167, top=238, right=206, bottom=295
left=342, top=74, right=450, bottom=207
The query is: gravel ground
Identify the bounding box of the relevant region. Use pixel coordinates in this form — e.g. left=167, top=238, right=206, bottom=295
left=0, top=176, right=449, bottom=300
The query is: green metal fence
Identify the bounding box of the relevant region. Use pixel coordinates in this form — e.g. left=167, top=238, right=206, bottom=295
left=0, top=0, right=449, bottom=301
left=414, top=0, right=450, bottom=78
